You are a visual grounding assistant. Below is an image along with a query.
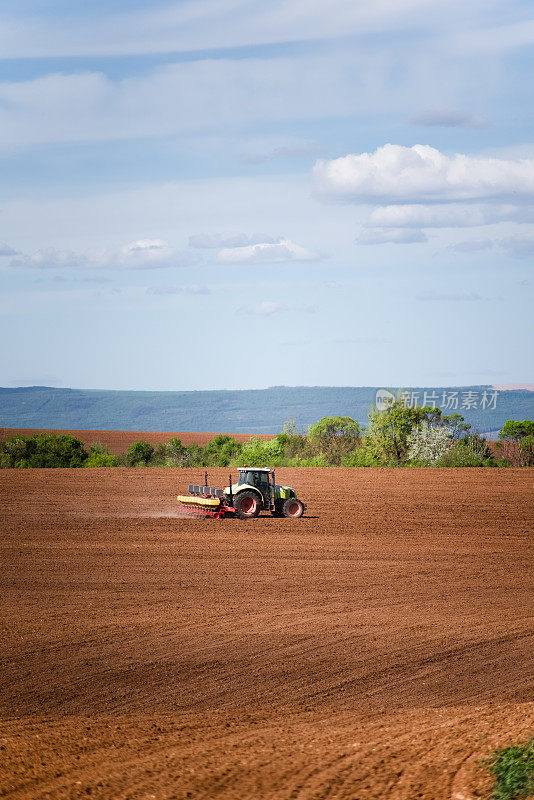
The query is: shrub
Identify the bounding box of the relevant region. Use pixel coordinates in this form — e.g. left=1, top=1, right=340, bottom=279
left=0, top=452, right=12, bottom=468
left=436, top=440, right=486, bottom=467
left=277, top=431, right=307, bottom=460
left=162, top=437, right=188, bottom=467
left=85, top=452, right=120, bottom=467
left=150, top=442, right=168, bottom=466
left=519, top=434, right=534, bottom=466
left=204, top=435, right=242, bottom=467
left=0, top=434, right=28, bottom=466
left=0, top=432, right=88, bottom=468
left=89, top=441, right=110, bottom=455
left=493, top=440, right=532, bottom=467
left=184, top=443, right=205, bottom=468
left=287, top=453, right=330, bottom=467
left=483, top=739, right=534, bottom=800
left=340, top=447, right=381, bottom=467
left=84, top=441, right=120, bottom=466
left=126, top=440, right=155, bottom=466
left=236, top=436, right=286, bottom=467
left=407, top=422, right=451, bottom=465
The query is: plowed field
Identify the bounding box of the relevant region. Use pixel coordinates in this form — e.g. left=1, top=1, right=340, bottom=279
left=1, top=467, right=533, bottom=800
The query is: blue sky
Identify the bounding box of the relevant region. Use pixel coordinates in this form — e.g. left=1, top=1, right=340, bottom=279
left=0, top=0, right=533, bottom=391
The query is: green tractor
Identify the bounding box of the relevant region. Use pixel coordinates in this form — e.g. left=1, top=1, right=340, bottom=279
left=177, top=467, right=306, bottom=519
left=227, top=467, right=305, bottom=519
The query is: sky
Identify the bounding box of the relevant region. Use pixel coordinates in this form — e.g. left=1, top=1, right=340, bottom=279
left=0, top=0, right=533, bottom=391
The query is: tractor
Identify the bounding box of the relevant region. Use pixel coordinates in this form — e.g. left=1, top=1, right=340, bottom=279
left=177, top=467, right=306, bottom=519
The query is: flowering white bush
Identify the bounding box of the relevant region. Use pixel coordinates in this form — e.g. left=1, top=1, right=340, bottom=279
left=407, top=422, right=451, bottom=465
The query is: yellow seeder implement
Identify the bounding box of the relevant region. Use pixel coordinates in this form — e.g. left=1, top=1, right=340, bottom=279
left=176, top=495, right=221, bottom=510
left=177, top=472, right=230, bottom=518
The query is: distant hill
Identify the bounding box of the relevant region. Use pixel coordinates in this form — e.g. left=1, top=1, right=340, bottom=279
left=1, top=385, right=532, bottom=436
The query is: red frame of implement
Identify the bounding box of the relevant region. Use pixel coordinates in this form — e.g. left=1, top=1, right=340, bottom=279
left=180, top=503, right=237, bottom=519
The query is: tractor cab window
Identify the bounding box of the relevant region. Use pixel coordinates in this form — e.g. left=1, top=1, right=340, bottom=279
left=257, top=472, right=270, bottom=488
left=238, top=471, right=270, bottom=489
left=238, top=471, right=255, bottom=486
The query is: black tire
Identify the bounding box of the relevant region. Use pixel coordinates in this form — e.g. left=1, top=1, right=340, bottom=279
left=234, top=490, right=262, bottom=519
left=271, top=500, right=284, bottom=517
left=282, top=497, right=304, bottom=518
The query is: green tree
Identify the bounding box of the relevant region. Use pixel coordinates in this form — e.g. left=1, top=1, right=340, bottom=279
left=84, top=441, right=120, bottom=467
left=499, top=420, right=534, bottom=441
left=308, top=416, right=361, bottom=465
left=29, top=433, right=88, bottom=467
left=519, top=434, right=534, bottom=466
left=0, top=432, right=88, bottom=468
left=440, top=413, right=470, bottom=439
left=0, top=433, right=28, bottom=467
left=150, top=442, right=169, bottom=466
left=203, top=435, right=242, bottom=467
left=365, top=400, right=425, bottom=463
left=309, top=416, right=360, bottom=441
left=238, top=436, right=286, bottom=467
left=126, top=440, right=155, bottom=466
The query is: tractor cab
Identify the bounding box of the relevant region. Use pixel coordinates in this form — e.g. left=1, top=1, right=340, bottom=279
left=237, top=467, right=274, bottom=503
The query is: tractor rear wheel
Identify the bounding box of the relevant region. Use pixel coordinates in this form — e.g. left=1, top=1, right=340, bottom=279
left=282, top=498, right=304, bottom=518
left=234, top=491, right=262, bottom=519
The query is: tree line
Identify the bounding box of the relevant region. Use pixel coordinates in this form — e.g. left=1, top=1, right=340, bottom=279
left=1, top=402, right=533, bottom=468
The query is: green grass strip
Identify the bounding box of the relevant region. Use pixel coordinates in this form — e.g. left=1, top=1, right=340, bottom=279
left=483, top=739, right=534, bottom=800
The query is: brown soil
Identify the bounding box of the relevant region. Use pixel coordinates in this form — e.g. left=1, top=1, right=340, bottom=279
left=1, top=467, right=533, bottom=799
left=1, top=429, right=271, bottom=454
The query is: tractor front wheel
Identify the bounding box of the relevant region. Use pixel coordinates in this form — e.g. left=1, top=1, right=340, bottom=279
left=282, top=498, right=304, bottom=518
left=234, top=491, right=262, bottom=519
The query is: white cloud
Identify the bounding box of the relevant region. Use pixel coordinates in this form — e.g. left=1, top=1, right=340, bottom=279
left=237, top=300, right=318, bottom=316
left=0, top=242, right=19, bottom=256
left=409, top=109, right=490, bottom=129
left=0, top=56, right=366, bottom=148
left=0, top=39, right=497, bottom=150
left=416, top=291, right=484, bottom=301
left=366, top=203, right=534, bottom=228
left=356, top=228, right=427, bottom=245
left=239, top=301, right=284, bottom=316
left=332, top=336, right=391, bottom=344
left=189, top=232, right=279, bottom=249
left=217, top=238, right=320, bottom=263
left=0, top=0, right=487, bottom=59
left=446, top=234, right=534, bottom=258
left=448, top=239, right=494, bottom=253
left=453, top=18, right=534, bottom=55
left=147, top=284, right=210, bottom=295
left=314, top=144, right=534, bottom=203
left=10, top=248, right=87, bottom=270
left=240, top=140, right=325, bottom=164
left=499, top=234, right=534, bottom=259
left=9, top=239, right=196, bottom=270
